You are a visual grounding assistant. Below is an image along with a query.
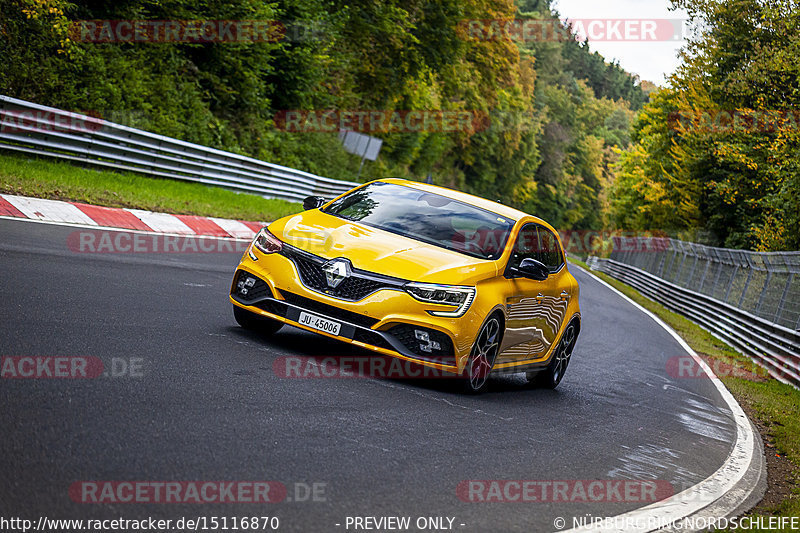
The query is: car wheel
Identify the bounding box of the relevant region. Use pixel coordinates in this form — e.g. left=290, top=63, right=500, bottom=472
left=528, top=322, right=577, bottom=389
left=233, top=305, right=283, bottom=335
left=462, top=315, right=502, bottom=394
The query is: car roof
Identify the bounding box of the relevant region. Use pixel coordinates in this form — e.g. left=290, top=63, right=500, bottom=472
left=377, top=178, right=537, bottom=224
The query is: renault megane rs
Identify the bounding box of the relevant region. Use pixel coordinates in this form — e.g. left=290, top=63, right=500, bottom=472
left=230, top=179, right=580, bottom=393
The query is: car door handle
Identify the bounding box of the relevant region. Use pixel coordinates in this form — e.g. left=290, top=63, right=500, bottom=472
left=560, top=290, right=570, bottom=300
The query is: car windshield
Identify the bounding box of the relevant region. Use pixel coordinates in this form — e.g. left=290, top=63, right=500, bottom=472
left=322, top=182, right=514, bottom=260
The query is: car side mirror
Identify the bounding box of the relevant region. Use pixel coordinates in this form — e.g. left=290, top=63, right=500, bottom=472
left=512, top=258, right=549, bottom=281
left=303, top=196, right=326, bottom=210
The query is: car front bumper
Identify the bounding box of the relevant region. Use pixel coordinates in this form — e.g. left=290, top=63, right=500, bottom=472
left=229, top=246, right=484, bottom=374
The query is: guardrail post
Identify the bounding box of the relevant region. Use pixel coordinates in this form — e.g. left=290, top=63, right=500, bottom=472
left=664, top=248, right=678, bottom=280
left=656, top=250, right=667, bottom=277
left=775, top=273, right=793, bottom=324
left=725, top=265, right=739, bottom=303
left=649, top=248, right=661, bottom=274
left=698, top=257, right=711, bottom=294
left=755, top=270, right=773, bottom=315
left=624, top=243, right=633, bottom=265
left=710, top=260, right=723, bottom=298
left=675, top=251, right=688, bottom=286
left=755, top=253, right=773, bottom=317
left=687, top=254, right=699, bottom=289
left=738, top=261, right=754, bottom=308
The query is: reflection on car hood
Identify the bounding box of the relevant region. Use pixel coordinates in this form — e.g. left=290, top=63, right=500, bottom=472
left=269, top=210, right=498, bottom=284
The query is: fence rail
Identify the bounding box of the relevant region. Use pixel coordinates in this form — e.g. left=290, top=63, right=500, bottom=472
left=0, top=95, right=359, bottom=203
left=588, top=241, right=800, bottom=387
left=609, top=236, right=800, bottom=330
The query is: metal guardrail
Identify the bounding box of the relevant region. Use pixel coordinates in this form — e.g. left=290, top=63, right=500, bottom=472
left=587, top=255, right=800, bottom=387
left=609, top=236, right=800, bottom=330
left=0, top=95, right=359, bottom=203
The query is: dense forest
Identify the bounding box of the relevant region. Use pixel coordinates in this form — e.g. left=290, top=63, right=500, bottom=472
left=2, top=0, right=797, bottom=250
left=1, top=0, right=643, bottom=233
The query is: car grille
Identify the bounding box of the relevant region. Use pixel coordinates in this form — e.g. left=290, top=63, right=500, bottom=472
left=277, top=290, right=380, bottom=328
left=387, top=324, right=455, bottom=362
left=281, top=245, right=405, bottom=301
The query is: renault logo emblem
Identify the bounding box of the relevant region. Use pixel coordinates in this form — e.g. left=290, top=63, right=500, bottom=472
left=321, top=258, right=351, bottom=289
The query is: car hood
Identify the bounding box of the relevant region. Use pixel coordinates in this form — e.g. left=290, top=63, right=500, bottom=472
left=269, top=210, right=498, bottom=284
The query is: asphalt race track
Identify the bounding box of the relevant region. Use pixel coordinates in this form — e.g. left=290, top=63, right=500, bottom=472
left=0, top=217, right=739, bottom=532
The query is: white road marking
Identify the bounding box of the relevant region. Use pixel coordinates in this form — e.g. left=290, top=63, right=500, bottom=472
left=209, top=217, right=256, bottom=239
left=2, top=194, right=98, bottom=225
left=126, top=209, right=194, bottom=234
left=0, top=215, right=251, bottom=241
left=563, top=264, right=760, bottom=533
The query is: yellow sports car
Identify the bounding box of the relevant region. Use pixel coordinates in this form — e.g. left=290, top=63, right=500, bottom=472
left=230, top=179, right=580, bottom=393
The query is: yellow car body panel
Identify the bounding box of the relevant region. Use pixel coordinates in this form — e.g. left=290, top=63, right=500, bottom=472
left=230, top=179, right=581, bottom=378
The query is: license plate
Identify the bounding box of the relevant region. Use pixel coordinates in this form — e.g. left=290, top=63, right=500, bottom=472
left=298, top=311, right=341, bottom=336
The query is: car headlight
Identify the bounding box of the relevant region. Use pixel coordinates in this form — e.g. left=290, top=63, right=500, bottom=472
left=251, top=227, right=283, bottom=256
left=404, top=282, right=476, bottom=317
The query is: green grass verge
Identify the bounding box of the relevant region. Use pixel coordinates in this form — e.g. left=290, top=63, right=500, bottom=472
left=0, top=152, right=303, bottom=222
left=569, top=258, right=800, bottom=527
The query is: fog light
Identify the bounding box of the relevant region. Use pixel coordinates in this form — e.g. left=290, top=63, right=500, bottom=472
left=415, top=329, right=441, bottom=353
left=237, top=276, right=257, bottom=296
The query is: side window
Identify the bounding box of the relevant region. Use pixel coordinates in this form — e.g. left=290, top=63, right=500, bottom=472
left=509, top=224, right=564, bottom=272
left=509, top=224, right=541, bottom=270
left=537, top=227, right=564, bottom=271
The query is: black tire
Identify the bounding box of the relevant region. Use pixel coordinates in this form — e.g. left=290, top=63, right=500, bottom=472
left=528, top=321, right=577, bottom=389
left=462, top=315, right=502, bottom=394
left=233, top=305, right=283, bottom=335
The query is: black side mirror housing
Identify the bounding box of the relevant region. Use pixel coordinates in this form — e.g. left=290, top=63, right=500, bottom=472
left=509, top=258, right=549, bottom=281
left=303, top=196, right=326, bottom=210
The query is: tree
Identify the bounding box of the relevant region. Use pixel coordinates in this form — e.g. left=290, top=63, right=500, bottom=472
left=613, top=0, right=800, bottom=250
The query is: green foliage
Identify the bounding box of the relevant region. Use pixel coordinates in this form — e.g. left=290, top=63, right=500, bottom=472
left=1, top=0, right=644, bottom=229
left=612, top=0, right=800, bottom=250
left=518, top=1, right=639, bottom=229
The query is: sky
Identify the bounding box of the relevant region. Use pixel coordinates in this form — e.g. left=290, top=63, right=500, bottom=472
left=553, top=0, right=690, bottom=86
